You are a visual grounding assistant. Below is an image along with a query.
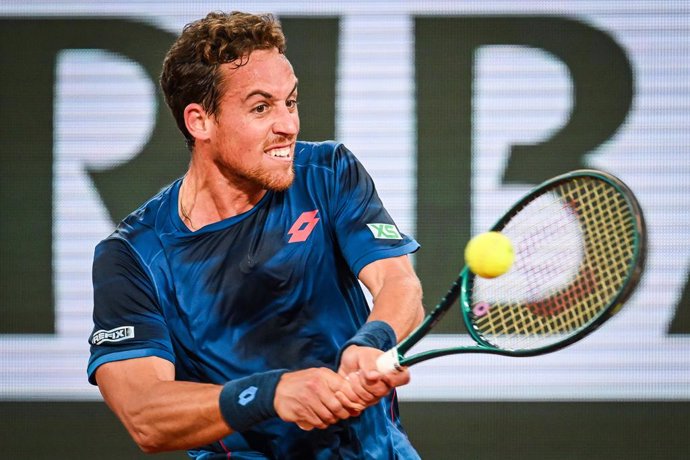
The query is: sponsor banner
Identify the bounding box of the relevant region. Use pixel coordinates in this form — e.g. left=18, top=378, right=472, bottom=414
left=0, top=1, right=688, bottom=401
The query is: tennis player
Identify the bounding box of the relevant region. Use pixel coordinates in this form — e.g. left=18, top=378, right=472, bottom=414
left=87, top=11, right=424, bottom=459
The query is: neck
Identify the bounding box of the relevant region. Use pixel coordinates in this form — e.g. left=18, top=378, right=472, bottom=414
left=178, top=178, right=198, bottom=231
left=178, top=158, right=266, bottom=231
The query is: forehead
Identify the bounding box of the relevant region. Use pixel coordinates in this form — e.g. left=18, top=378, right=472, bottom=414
left=220, top=48, right=297, bottom=97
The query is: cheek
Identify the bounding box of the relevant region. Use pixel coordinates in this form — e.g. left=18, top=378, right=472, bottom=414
left=218, top=120, right=256, bottom=149
left=234, top=119, right=267, bottom=141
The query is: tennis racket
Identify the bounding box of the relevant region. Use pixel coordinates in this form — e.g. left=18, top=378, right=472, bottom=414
left=377, top=169, right=647, bottom=372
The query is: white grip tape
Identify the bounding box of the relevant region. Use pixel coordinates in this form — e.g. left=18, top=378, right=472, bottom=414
left=376, top=348, right=402, bottom=373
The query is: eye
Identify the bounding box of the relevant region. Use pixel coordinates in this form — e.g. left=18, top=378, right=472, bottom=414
left=253, top=103, right=269, bottom=114
left=286, top=99, right=299, bottom=110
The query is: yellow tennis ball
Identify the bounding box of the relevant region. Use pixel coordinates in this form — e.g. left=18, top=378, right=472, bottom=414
left=464, top=231, right=514, bottom=278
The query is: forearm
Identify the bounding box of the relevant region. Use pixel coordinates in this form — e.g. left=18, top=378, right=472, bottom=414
left=367, top=272, right=424, bottom=342
left=118, top=369, right=366, bottom=447
left=337, top=268, right=421, bottom=398
left=335, top=257, right=424, bottom=400
left=98, top=361, right=365, bottom=453
left=108, top=379, right=228, bottom=453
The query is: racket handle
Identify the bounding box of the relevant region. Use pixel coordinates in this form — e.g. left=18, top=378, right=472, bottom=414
left=376, top=348, right=403, bottom=373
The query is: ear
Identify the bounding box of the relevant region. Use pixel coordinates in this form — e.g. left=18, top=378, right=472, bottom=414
left=183, top=103, right=212, bottom=143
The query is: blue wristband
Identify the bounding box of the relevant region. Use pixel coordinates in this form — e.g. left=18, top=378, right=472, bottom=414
left=219, top=369, right=287, bottom=433
left=336, top=321, right=397, bottom=366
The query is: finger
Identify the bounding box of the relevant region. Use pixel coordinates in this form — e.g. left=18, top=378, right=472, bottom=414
left=361, top=369, right=385, bottom=385
left=334, top=380, right=367, bottom=411
left=291, top=402, right=329, bottom=430
left=334, top=390, right=364, bottom=416
left=346, top=372, right=379, bottom=404
left=307, top=398, right=341, bottom=428
left=358, top=370, right=393, bottom=398
left=313, top=376, right=353, bottom=421
left=308, top=379, right=350, bottom=426
left=320, top=390, right=352, bottom=420
left=381, top=368, right=411, bottom=388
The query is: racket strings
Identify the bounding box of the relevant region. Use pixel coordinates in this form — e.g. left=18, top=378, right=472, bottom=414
left=470, top=177, right=637, bottom=351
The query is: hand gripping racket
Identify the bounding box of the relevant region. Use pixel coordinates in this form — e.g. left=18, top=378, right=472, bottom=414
left=377, top=169, right=647, bottom=372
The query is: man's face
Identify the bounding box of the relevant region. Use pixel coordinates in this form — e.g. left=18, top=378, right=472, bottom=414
left=208, top=48, right=300, bottom=191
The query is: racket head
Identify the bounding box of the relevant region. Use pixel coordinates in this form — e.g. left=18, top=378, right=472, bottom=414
left=460, top=169, right=647, bottom=356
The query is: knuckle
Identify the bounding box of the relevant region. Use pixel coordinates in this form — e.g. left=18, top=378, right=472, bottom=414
left=304, top=376, right=322, bottom=392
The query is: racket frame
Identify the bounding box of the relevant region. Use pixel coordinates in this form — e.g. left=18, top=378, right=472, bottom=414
left=379, top=169, right=647, bottom=371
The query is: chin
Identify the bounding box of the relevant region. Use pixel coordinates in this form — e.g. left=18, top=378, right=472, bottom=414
left=260, top=169, right=295, bottom=192
left=267, top=177, right=294, bottom=192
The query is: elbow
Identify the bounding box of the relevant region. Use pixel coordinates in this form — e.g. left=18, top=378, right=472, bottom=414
left=131, top=426, right=167, bottom=454
left=121, top=408, right=169, bottom=453
left=133, top=436, right=164, bottom=454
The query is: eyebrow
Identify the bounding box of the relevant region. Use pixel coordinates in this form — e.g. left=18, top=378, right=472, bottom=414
left=243, top=81, right=299, bottom=102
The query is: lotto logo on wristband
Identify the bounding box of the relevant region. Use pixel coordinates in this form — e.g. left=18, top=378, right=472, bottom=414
left=238, top=386, right=258, bottom=406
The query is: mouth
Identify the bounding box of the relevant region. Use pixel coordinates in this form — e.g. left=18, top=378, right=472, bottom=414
left=265, top=145, right=293, bottom=160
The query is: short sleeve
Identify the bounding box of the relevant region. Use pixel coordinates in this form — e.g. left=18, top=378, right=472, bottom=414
left=330, top=145, right=420, bottom=275
left=86, top=238, right=174, bottom=385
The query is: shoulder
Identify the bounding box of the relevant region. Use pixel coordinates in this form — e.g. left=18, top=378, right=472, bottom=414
left=98, top=180, right=178, bottom=264
left=294, top=140, right=354, bottom=171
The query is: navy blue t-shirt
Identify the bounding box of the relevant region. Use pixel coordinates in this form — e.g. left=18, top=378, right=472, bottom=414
left=87, top=141, right=420, bottom=459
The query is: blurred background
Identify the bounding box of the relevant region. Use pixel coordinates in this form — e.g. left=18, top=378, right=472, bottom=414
left=1, top=1, right=689, bottom=458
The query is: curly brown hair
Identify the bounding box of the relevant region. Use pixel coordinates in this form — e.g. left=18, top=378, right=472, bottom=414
left=160, top=11, right=286, bottom=150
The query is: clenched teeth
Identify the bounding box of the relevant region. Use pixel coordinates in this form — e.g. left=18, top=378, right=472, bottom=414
left=269, top=147, right=291, bottom=158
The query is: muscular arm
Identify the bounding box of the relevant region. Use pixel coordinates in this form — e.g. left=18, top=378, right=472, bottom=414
left=358, top=254, right=425, bottom=340
left=337, top=255, right=424, bottom=399
left=96, top=357, right=226, bottom=453
left=96, top=357, right=365, bottom=453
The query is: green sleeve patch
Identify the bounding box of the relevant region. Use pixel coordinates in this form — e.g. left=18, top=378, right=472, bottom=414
left=366, top=223, right=402, bottom=240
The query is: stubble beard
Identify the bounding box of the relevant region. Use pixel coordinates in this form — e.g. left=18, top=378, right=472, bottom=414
left=240, top=162, right=295, bottom=192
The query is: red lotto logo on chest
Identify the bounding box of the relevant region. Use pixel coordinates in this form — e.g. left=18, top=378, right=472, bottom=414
left=288, top=210, right=320, bottom=243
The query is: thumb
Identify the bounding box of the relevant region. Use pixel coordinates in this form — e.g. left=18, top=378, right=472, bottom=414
left=361, top=369, right=384, bottom=384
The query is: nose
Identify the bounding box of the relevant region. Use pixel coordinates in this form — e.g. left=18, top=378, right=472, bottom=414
left=273, top=106, right=299, bottom=137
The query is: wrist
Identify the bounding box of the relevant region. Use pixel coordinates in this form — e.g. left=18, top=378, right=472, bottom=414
left=218, top=369, right=287, bottom=432
left=336, top=321, right=397, bottom=367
